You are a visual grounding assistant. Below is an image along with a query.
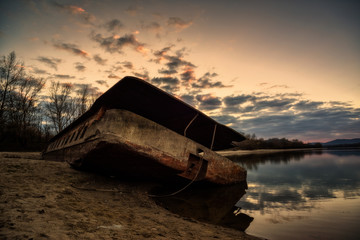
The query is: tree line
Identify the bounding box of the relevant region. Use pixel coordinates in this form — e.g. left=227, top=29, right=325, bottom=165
left=232, top=134, right=322, bottom=150
left=0, top=51, right=100, bottom=151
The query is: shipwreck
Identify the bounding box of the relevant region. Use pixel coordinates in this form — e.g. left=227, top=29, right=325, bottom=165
left=43, top=76, right=246, bottom=185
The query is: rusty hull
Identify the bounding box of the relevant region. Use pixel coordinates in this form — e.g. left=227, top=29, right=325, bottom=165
left=43, top=77, right=247, bottom=184
left=43, top=109, right=246, bottom=184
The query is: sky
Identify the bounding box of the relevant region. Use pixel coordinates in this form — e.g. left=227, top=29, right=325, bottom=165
left=0, top=0, right=359, bottom=143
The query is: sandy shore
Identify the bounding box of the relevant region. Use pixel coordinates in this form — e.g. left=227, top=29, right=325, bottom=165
left=0, top=152, right=261, bottom=240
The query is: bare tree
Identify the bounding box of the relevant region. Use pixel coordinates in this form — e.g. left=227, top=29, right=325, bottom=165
left=75, top=84, right=90, bottom=117
left=89, top=87, right=102, bottom=106
left=8, top=76, right=46, bottom=133
left=74, top=84, right=102, bottom=117
left=44, top=81, right=76, bottom=133
left=0, top=51, right=24, bottom=123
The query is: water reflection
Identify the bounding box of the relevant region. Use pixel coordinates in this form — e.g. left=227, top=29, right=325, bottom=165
left=227, top=150, right=323, bottom=170
left=152, top=150, right=360, bottom=240
left=233, top=149, right=360, bottom=240
left=151, top=181, right=253, bottom=231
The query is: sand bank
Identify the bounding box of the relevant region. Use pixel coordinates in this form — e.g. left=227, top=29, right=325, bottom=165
left=0, top=152, right=261, bottom=240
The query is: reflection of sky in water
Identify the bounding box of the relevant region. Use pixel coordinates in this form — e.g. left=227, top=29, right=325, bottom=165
left=232, top=150, right=360, bottom=240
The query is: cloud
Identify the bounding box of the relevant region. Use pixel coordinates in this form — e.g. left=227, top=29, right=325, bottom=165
left=215, top=90, right=360, bottom=141
left=151, top=77, right=180, bottom=92
left=192, top=72, right=228, bottom=89
left=141, top=21, right=162, bottom=37
left=151, top=46, right=173, bottom=63
left=180, top=66, right=196, bottom=83
left=224, top=94, right=255, bottom=106
left=166, top=54, right=195, bottom=72
left=31, top=67, right=49, bottom=75
left=35, top=56, right=62, bottom=70
left=222, top=93, right=296, bottom=114
left=53, top=42, right=90, bottom=58
left=153, top=47, right=195, bottom=76
left=212, top=115, right=240, bottom=125
left=268, top=84, right=290, bottom=89
left=108, top=73, right=120, bottom=79
left=293, top=100, right=323, bottom=111
left=161, top=84, right=180, bottom=93
left=52, top=1, right=95, bottom=24
left=180, top=94, right=197, bottom=107
left=167, top=17, right=193, bottom=31
left=91, top=32, right=146, bottom=54
left=73, top=83, right=100, bottom=95
left=132, top=68, right=149, bottom=81
left=75, top=62, right=86, bottom=72
left=121, top=61, right=133, bottom=70
left=53, top=74, right=75, bottom=79
left=328, top=101, right=352, bottom=107
left=153, top=46, right=230, bottom=90
left=196, top=94, right=222, bottom=110
left=158, top=68, right=178, bottom=75
left=142, top=21, right=162, bottom=32
left=254, top=98, right=295, bottom=111
left=151, top=77, right=179, bottom=85
left=96, top=80, right=109, bottom=87
left=104, top=19, right=124, bottom=32
left=105, top=63, right=124, bottom=74
left=93, top=54, right=107, bottom=65
left=125, top=5, right=140, bottom=16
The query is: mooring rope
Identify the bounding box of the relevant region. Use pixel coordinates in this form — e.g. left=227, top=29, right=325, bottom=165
left=184, top=113, right=199, bottom=137
left=210, top=124, right=217, bottom=150
left=148, top=157, right=204, bottom=198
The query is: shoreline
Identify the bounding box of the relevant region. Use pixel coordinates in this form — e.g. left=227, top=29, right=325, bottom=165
left=0, top=152, right=262, bottom=240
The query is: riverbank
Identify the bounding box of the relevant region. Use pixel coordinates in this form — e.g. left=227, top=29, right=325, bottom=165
left=0, top=152, right=261, bottom=240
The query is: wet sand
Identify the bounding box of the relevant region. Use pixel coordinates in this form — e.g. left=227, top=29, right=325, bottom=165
left=0, top=152, right=261, bottom=240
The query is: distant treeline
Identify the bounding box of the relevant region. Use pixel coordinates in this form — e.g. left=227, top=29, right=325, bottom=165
left=0, top=51, right=100, bottom=151
left=324, top=143, right=360, bottom=149
left=232, top=134, right=322, bottom=150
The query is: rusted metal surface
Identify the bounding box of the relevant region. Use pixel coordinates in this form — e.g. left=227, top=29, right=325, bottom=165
left=43, top=77, right=247, bottom=184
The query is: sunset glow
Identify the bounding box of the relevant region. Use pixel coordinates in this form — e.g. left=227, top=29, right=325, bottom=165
left=1, top=0, right=359, bottom=142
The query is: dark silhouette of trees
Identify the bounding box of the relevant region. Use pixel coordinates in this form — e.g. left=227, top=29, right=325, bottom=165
left=232, top=134, right=321, bottom=150
left=74, top=84, right=100, bottom=117
left=76, top=84, right=90, bottom=117
left=7, top=76, right=46, bottom=146
left=0, top=51, right=24, bottom=124
left=44, top=81, right=77, bottom=134
left=0, top=52, right=49, bottom=150
left=0, top=51, right=100, bottom=150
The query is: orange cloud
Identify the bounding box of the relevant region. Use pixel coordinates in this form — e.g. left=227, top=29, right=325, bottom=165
left=180, top=65, right=196, bottom=84
left=52, top=2, right=95, bottom=23
left=53, top=42, right=90, bottom=58
left=136, top=45, right=148, bottom=54
left=68, top=5, right=85, bottom=14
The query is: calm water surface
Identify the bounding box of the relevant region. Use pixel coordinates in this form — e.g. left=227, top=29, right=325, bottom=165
left=154, top=149, right=360, bottom=240
left=228, top=149, right=360, bottom=240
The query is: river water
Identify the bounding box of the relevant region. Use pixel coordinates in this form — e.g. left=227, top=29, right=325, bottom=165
left=228, top=149, right=360, bottom=240
left=154, top=149, right=360, bottom=240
